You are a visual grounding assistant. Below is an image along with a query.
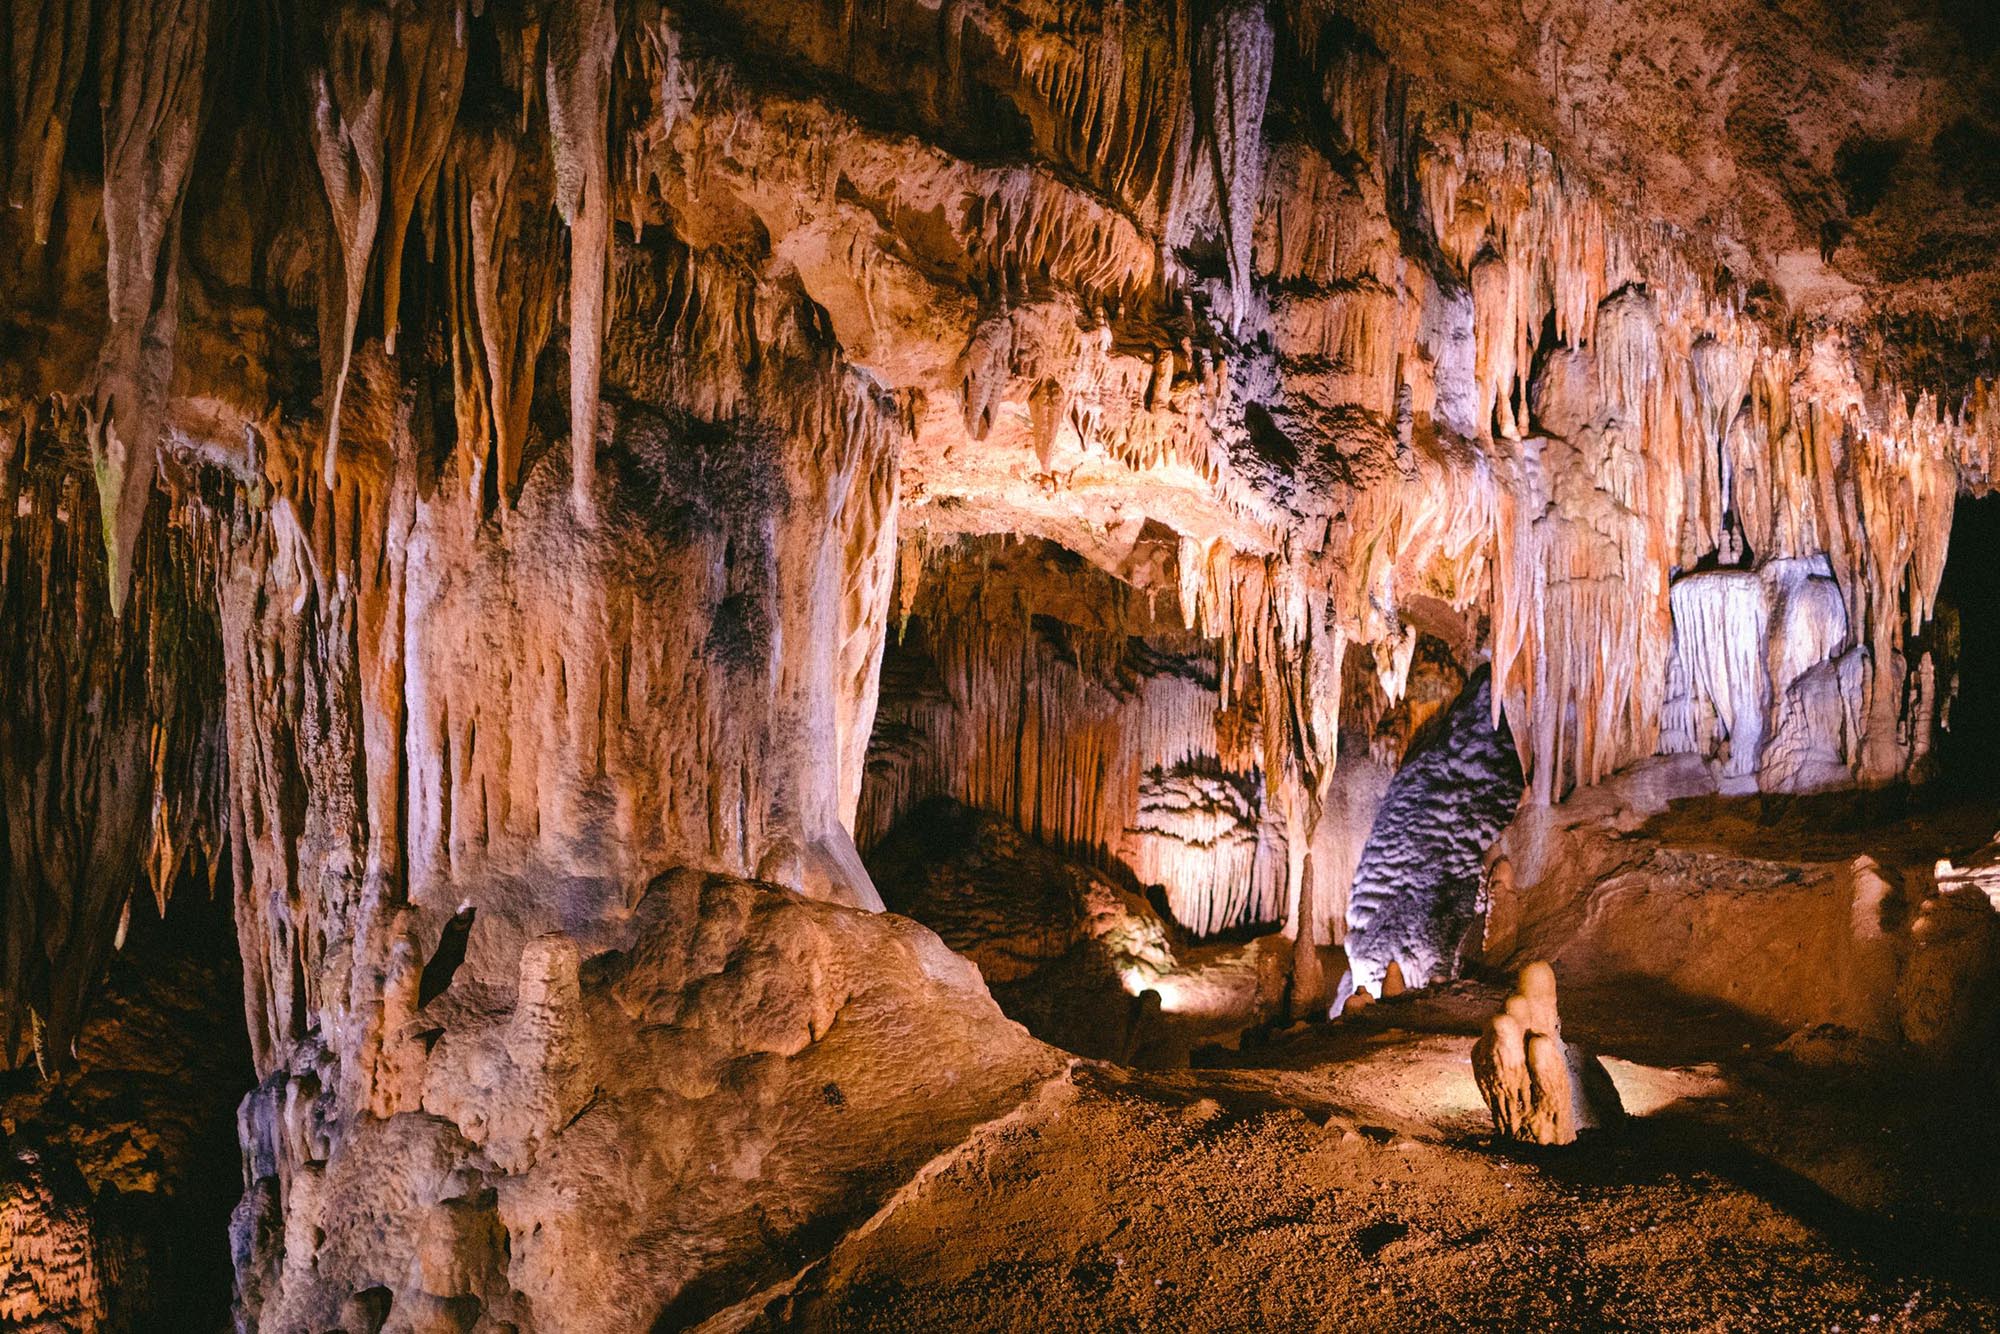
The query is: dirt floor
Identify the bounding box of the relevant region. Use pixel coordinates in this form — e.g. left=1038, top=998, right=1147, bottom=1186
left=713, top=791, right=2000, bottom=1332
left=716, top=978, right=2000, bottom=1332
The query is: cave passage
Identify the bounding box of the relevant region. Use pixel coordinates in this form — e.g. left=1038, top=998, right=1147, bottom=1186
left=857, top=534, right=1285, bottom=941
left=857, top=534, right=1293, bottom=1061
left=1935, top=495, right=2000, bottom=791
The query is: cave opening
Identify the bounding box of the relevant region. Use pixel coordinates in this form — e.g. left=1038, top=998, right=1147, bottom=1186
left=1934, top=493, right=2000, bottom=791
left=0, top=872, right=252, bottom=1332
left=857, top=532, right=1287, bottom=1061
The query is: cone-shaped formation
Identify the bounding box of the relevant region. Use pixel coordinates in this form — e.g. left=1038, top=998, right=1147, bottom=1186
left=91, top=0, right=210, bottom=613
left=545, top=0, right=617, bottom=519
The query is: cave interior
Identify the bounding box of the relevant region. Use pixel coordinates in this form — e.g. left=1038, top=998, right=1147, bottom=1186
left=2, top=0, right=1999, bottom=1329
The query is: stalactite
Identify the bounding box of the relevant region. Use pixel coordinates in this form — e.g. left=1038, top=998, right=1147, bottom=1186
left=440, top=117, right=558, bottom=504
left=0, top=404, right=223, bottom=1071
left=545, top=0, right=618, bottom=520
left=91, top=0, right=211, bottom=613
left=3, top=4, right=1998, bottom=1322
left=376, top=0, right=468, bottom=357
left=1199, top=0, right=1273, bottom=334
left=860, top=537, right=1282, bottom=935
left=3, top=0, right=91, bottom=245
left=306, top=1, right=391, bottom=488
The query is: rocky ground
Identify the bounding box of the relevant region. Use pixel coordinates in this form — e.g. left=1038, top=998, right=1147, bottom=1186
left=716, top=797, right=2000, bottom=1333
left=718, top=980, right=2000, bottom=1333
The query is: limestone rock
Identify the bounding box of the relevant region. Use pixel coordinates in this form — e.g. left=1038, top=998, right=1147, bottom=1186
left=1898, top=886, right=2000, bottom=1058
left=234, top=870, right=1062, bottom=1332
left=0, top=1147, right=104, bottom=1331
left=867, top=798, right=1178, bottom=1060
left=0, top=1, right=1995, bottom=1325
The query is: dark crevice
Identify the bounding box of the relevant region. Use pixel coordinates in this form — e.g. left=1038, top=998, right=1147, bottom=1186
left=418, top=905, right=477, bottom=1010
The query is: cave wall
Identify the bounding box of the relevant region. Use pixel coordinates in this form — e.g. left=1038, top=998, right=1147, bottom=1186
left=0, top=0, right=1998, bottom=1325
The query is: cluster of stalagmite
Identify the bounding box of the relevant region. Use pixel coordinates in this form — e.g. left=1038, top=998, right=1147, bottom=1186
left=0, top=0, right=1997, bottom=1325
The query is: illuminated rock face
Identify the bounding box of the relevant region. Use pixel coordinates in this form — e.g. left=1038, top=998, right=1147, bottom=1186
left=0, top=0, right=1996, bottom=1326
left=228, top=868, right=1059, bottom=1330
left=1345, top=672, right=1523, bottom=995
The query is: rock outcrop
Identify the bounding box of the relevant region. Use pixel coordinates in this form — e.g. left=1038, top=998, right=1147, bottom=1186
left=230, top=869, right=1061, bottom=1331
left=0, top=914, right=249, bottom=1332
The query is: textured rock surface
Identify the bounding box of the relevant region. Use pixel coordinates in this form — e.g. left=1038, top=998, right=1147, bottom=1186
left=1345, top=672, right=1524, bottom=993
left=860, top=537, right=1287, bottom=938
left=867, top=798, right=1180, bottom=1061
left=0, top=908, right=249, bottom=1332
left=231, top=868, right=1061, bottom=1331
left=1487, top=774, right=2000, bottom=1052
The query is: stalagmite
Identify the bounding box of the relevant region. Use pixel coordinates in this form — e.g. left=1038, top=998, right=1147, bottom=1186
left=1347, top=673, right=1521, bottom=993
left=1472, top=962, right=1623, bottom=1145
left=1, top=1, right=1998, bottom=1325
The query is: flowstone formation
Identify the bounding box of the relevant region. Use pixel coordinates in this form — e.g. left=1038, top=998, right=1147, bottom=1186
left=1344, top=670, right=1523, bottom=994
left=0, top=0, right=1996, bottom=1326
left=1471, top=961, right=1623, bottom=1146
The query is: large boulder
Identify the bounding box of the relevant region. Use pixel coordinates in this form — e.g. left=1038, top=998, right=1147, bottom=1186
left=232, top=870, right=1064, bottom=1332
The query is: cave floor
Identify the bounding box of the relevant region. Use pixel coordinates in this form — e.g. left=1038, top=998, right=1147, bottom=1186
left=731, top=982, right=2000, bottom=1332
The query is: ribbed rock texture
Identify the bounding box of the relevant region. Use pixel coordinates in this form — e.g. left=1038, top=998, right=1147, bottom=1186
left=0, top=0, right=1996, bottom=1327
left=1344, top=670, right=1523, bottom=994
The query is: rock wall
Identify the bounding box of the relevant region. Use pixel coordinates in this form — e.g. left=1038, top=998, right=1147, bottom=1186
left=1483, top=762, right=2000, bottom=1052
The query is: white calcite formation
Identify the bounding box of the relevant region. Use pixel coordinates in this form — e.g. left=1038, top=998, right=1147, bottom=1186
left=1663, top=556, right=1866, bottom=793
